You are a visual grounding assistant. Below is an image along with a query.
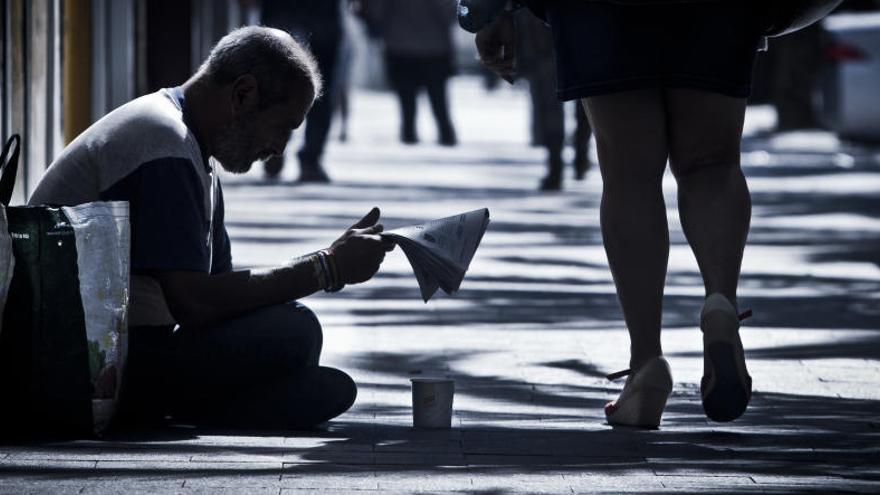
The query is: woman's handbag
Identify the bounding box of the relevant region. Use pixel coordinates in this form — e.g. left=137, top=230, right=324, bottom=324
left=765, top=0, right=844, bottom=37
left=0, top=134, right=130, bottom=438
left=458, top=0, right=547, bottom=32
left=458, top=0, right=845, bottom=37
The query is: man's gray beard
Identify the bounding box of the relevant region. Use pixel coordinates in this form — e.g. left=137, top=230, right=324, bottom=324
left=213, top=117, right=257, bottom=174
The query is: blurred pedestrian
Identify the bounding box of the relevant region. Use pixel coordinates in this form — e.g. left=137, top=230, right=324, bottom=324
left=361, top=0, right=458, bottom=146
left=770, top=24, right=824, bottom=130
left=335, top=3, right=362, bottom=143
left=335, top=35, right=354, bottom=143
left=572, top=101, right=591, bottom=179
left=467, top=0, right=767, bottom=428
left=262, top=0, right=345, bottom=182
left=517, top=11, right=592, bottom=191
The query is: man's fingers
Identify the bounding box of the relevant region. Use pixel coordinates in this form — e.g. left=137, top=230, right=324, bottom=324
left=362, top=224, right=383, bottom=235
left=350, top=207, right=381, bottom=229
left=357, top=233, right=385, bottom=243
left=349, top=225, right=383, bottom=238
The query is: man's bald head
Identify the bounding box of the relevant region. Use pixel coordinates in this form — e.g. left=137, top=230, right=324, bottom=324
left=199, top=26, right=322, bottom=109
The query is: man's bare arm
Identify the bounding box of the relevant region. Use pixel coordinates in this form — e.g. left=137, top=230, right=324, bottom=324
left=155, top=207, right=393, bottom=330
left=154, top=258, right=321, bottom=330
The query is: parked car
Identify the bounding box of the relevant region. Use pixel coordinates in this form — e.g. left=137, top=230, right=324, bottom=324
left=821, top=11, right=880, bottom=141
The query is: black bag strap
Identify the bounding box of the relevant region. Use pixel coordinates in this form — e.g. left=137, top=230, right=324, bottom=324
left=0, top=134, right=22, bottom=206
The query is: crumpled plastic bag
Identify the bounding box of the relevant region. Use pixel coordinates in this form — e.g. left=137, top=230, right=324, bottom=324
left=62, top=201, right=130, bottom=433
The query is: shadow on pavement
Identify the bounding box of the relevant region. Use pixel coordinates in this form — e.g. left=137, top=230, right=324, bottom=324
left=1, top=389, right=876, bottom=482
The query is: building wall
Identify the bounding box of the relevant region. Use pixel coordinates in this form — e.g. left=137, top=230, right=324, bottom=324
left=91, top=0, right=135, bottom=121
left=1, top=0, right=63, bottom=204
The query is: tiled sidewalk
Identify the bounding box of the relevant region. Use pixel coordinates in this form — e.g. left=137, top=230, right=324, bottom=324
left=2, top=80, right=879, bottom=493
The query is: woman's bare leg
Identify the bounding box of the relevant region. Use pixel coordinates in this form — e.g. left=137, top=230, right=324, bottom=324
left=582, top=89, right=670, bottom=370
left=664, top=89, right=750, bottom=305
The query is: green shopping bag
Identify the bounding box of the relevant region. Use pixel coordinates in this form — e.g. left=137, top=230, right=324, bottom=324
left=0, top=134, right=130, bottom=438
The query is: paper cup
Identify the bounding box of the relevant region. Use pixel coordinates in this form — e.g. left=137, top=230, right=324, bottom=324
left=411, top=378, right=455, bottom=429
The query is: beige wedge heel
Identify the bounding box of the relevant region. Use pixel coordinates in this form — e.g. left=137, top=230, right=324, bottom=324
left=701, top=293, right=752, bottom=422
left=605, top=356, right=673, bottom=429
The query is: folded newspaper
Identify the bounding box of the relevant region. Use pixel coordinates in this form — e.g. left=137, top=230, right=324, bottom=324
left=381, top=208, right=490, bottom=302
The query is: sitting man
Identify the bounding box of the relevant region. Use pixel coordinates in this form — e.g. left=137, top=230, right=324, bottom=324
left=28, top=26, right=392, bottom=429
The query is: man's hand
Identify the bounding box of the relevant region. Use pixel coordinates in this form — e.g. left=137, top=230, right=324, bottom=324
left=155, top=208, right=395, bottom=330
left=475, top=11, right=517, bottom=83
left=329, top=207, right=395, bottom=285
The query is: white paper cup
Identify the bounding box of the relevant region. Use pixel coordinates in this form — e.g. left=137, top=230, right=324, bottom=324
left=411, top=378, right=455, bottom=429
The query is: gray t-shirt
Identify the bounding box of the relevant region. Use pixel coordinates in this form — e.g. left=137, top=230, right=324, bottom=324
left=29, top=88, right=231, bottom=326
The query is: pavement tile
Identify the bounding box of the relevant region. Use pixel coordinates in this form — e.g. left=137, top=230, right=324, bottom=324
left=97, top=452, right=196, bottom=462
left=130, top=489, right=279, bottom=495
left=3, top=449, right=106, bottom=461
left=93, top=459, right=286, bottom=488
left=461, top=438, right=553, bottom=456
left=0, top=474, right=183, bottom=493
left=78, top=481, right=192, bottom=494
left=538, top=419, right=598, bottom=430
left=568, top=473, right=665, bottom=493
left=547, top=433, right=643, bottom=457
left=95, top=459, right=281, bottom=469
left=378, top=480, right=475, bottom=492
left=175, top=435, right=290, bottom=448
left=553, top=457, right=648, bottom=470
left=751, top=474, right=880, bottom=490
left=464, top=453, right=560, bottom=467
left=655, top=474, right=756, bottom=487
left=280, top=490, right=382, bottom=494
left=0, top=458, right=98, bottom=470
left=181, top=475, right=283, bottom=489
left=383, top=426, right=463, bottom=440
left=375, top=468, right=473, bottom=491
left=188, top=450, right=288, bottom=463
left=373, top=438, right=462, bottom=453
left=825, top=465, right=880, bottom=479
left=0, top=483, right=84, bottom=495
left=464, top=470, right=575, bottom=494
left=282, top=450, right=375, bottom=465
left=373, top=451, right=467, bottom=466
left=75, top=461, right=284, bottom=489
left=280, top=464, right=378, bottom=490
left=286, top=441, right=375, bottom=454
left=470, top=480, right=573, bottom=494
left=458, top=418, right=547, bottom=430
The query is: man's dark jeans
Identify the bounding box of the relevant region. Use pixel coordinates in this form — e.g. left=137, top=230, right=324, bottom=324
left=120, top=303, right=356, bottom=430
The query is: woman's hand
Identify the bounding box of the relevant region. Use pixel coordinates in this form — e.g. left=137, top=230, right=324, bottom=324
left=475, top=11, right=517, bottom=83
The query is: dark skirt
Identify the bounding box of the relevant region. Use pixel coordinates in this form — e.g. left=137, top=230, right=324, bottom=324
left=545, top=0, right=768, bottom=100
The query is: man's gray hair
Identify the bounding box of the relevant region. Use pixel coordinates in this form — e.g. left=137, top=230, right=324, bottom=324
left=199, top=26, right=322, bottom=108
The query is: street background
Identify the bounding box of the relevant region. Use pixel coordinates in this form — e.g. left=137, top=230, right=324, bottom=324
left=2, top=77, right=879, bottom=493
